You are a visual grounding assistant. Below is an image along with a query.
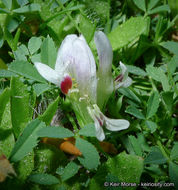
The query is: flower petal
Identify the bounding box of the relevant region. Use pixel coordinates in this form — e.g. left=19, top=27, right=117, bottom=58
left=87, top=105, right=105, bottom=141
left=55, top=34, right=97, bottom=102
left=104, top=117, right=130, bottom=131
left=55, top=35, right=78, bottom=73
left=94, top=31, right=113, bottom=73
left=94, top=120, right=105, bottom=141
left=34, top=62, right=60, bottom=86
left=122, top=77, right=132, bottom=88
left=71, top=38, right=97, bottom=101
left=119, top=62, right=127, bottom=76
left=95, top=31, right=114, bottom=109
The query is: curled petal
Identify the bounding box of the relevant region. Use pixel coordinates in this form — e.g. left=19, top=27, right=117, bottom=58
left=95, top=120, right=105, bottom=141
left=115, top=77, right=132, bottom=89
left=115, top=62, right=132, bottom=89
left=104, top=118, right=130, bottom=131
left=119, top=62, right=128, bottom=77
left=34, top=62, right=61, bottom=86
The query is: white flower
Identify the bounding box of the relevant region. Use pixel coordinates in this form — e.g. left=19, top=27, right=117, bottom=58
left=34, top=35, right=97, bottom=103
left=34, top=32, right=132, bottom=141
left=115, top=62, right=132, bottom=89
left=87, top=104, right=129, bottom=141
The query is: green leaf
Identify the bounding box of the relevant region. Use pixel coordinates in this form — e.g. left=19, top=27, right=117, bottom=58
left=118, top=88, right=141, bottom=104
left=144, top=146, right=167, bottom=164
left=0, top=69, right=17, bottom=78
left=0, top=89, right=15, bottom=158
left=2, top=0, right=12, bottom=10
left=0, top=88, right=10, bottom=123
left=132, top=0, right=146, bottom=11
left=108, top=17, right=148, bottom=51
left=148, top=5, right=170, bottom=15
left=170, top=142, right=178, bottom=162
left=146, top=91, right=160, bottom=119
left=76, top=138, right=100, bottom=170
left=79, top=123, right=96, bottom=137
left=89, top=152, right=143, bottom=189
left=17, top=0, right=29, bottom=6
left=33, top=83, right=51, bottom=96
left=10, top=77, right=31, bottom=137
left=40, top=35, right=57, bottom=69
left=35, top=143, right=67, bottom=173
left=16, top=151, right=34, bottom=180
left=57, top=161, right=80, bottom=181
left=37, top=126, right=74, bottom=138
left=106, top=152, right=143, bottom=184
left=126, top=106, right=145, bottom=119
left=13, top=44, right=29, bottom=61
left=146, top=65, right=161, bottom=81
left=168, top=55, right=178, bottom=74
left=161, top=91, right=174, bottom=113
left=39, top=97, right=60, bottom=125
left=13, top=3, right=41, bottom=13
left=147, top=65, right=170, bottom=92
left=29, top=173, right=59, bottom=185
left=145, top=120, right=157, bottom=133
left=79, top=14, right=96, bottom=43
left=169, top=162, right=178, bottom=188
left=28, top=37, right=42, bottom=55
left=126, top=65, right=147, bottom=76
left=159, top=69, right=170, bottom=92
left=147, top=0, right=160, bottom=10
left=10, top=119, right=45, bottom=162
left=9, top=60, right=46, bottom=83
left=160, top=41, right=178, bottom=55
left=128, top=135, right=142, bottom=156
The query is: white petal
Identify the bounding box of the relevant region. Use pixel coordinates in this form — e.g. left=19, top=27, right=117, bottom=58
left=95, top=31, right=114, bottom=109
left=87, top=106, right=105, bottom=141
left=71, top=38, right=97, bottom=101
left=119, top=62, right=127, bottom=76
left=94, top=120, right=105, bottom=141
left=122, top=77, right=132, bottom=88
left=34, top=62, right=60, bottom=86
left=55, top=34, right=78, bottom=73
left=55, top=34, right=97, bottom=102
left=115, top=76, right=132, bottom=89
left=94, top=31, right=113, bottom=73
left=104, top=117, right=130, bottom=131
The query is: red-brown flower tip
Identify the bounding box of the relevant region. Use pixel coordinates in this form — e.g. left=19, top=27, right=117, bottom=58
left=60, top=76, right=72, bottom=94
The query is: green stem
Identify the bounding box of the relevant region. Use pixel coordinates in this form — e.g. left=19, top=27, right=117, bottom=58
left=67, top=113, right=79, bottom=133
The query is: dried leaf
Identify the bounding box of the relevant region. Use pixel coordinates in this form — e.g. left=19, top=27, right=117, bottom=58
left=99, top=141, right=118, bottom=155
left=0, top=155, right=16, bottom=182
left=59, top=141, right=82, bottom=156
left=42, top=137, right=82, bottom=156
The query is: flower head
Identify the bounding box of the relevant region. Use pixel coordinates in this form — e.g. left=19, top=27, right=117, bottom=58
left=34, top=32, right=132, bottom=141
left=34, top=35, right=97, bottom=102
